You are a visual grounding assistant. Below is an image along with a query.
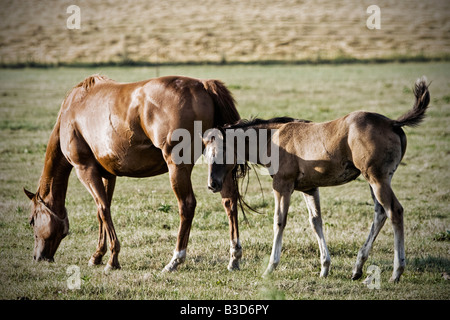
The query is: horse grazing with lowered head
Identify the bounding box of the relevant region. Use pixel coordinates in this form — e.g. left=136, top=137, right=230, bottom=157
left=24, top=74, right=243, bottom=272
left=203, top=78, right=430, bottom=282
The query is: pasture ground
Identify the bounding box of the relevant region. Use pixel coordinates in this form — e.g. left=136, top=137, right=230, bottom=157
left=0, top=62, right=449, bottom=300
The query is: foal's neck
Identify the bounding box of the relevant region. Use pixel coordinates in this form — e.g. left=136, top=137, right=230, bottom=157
left=37, top=123, right=72, bottom=217
left=234, top=123, right=279, bottom=166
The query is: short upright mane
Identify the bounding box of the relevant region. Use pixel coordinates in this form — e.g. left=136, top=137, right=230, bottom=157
left=64, top=74, right=114, bottom=103
left=75, top=74, right=112, bottom=92
left=223, top=116, right=310, bottom=130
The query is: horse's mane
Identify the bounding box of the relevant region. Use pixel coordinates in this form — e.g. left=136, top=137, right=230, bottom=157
left=63, top=74, right=114, bottom=103
left=75, top=74, right=113, bottom=92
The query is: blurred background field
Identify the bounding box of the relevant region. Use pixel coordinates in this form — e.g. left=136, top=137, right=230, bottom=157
left=0, top=0, right=449, bottom=66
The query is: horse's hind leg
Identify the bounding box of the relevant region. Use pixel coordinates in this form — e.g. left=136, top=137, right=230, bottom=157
left=303, top=188, right=331, bottom=277
left=352, top=186, right=387, bottom=280
left=366, top=179, right=405, bottom=282
left=88, top=176, right=116, bottom=267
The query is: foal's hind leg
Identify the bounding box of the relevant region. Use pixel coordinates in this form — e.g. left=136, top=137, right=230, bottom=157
left=88, top=176, right=116, bottom=267
left=370, top=180, right=405, bottom=282
left=352, top=186, right=387, bottom=280
left=303, top=188, right=331, bottom=277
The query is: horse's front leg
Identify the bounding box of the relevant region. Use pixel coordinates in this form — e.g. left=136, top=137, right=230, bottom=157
left=263, top=178, right=294, bottom=276
left=75, top=166, right=120, bottom=272
left=220, top=171, right=242, bottom=271
left=163, top=162, right=196, bottom=272
left=303, top=188, right=331, bottom=277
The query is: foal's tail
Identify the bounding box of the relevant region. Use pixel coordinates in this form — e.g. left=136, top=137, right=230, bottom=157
left=394, top=77, right=430, bottom=128
left=202, top=79, right=241, bottom=127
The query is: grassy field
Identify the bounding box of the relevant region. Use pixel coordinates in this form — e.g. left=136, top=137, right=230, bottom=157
left=0, top=62, right=449, bottom=300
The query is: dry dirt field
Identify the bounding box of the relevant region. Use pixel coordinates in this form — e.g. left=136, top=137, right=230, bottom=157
left=0, top=0, right=449, bottom=65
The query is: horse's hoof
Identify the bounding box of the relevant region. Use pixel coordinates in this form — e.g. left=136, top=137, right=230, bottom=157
left=104, top=264, right=113, bottom=274
left=162, top=263, right=177, bottom=273
left=103, top=263, right=120, bottom=274
left=88, top=257, right=102, bottom=267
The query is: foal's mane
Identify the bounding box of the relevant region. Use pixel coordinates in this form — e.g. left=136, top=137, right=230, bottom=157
left=220, top=116, right=310, bottom=219
left=222, top=116, right=310, bottom=130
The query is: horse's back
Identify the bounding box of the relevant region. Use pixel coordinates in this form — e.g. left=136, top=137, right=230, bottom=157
left=58, top=75, right=214, bottom=177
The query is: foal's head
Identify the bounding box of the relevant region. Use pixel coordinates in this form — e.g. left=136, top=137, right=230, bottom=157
left=23, top=188, right=69, bottom=262
left=202, top=128, right=236, bottom=193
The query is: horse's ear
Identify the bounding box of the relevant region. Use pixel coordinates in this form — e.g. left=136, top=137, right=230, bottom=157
left=23, top=188, right=35, bottom=200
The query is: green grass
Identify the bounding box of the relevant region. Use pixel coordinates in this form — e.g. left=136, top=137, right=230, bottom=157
left=0, top=63, right=449, bottom=300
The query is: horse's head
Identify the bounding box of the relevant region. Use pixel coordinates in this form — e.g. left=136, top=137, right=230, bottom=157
left=202, top=128, right=236, bottom=193
left=23, top=188, right=69, bottom=262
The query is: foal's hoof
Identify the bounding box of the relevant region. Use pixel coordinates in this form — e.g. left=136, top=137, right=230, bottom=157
left=227, top=260, right=240, bottom=272
left=352, top=268, right=362, bottom=280
left=262, top=267, right=274, bottom=278
left=351, top=271, right=363, bottom=281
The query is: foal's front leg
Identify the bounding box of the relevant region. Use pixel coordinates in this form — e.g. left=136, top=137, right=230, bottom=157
left=302, top=188, right=331, bottom=277
left=263, top=180, right=294, bottom=276
left=220, top=172, right=242, bottom=271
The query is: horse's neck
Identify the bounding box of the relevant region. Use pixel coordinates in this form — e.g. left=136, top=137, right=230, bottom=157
left=37, top=122, right=72, bottom=216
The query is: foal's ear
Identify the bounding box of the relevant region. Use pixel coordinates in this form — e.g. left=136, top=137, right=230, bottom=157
left=202, top=129, right=220, bottom=144
left=23, top=188, right=35, bottom=200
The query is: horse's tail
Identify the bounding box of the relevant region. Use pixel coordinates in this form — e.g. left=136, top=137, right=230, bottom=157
left=394, top=77, right=430, bottom=128
left=202, top=79, right=241, bottom=127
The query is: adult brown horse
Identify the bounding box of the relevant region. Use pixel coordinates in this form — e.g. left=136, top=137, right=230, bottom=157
left=23, top=74, right=242, bottom=272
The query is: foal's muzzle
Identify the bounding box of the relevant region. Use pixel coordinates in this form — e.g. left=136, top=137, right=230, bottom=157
left=208, top=180, right=222, bottom=193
